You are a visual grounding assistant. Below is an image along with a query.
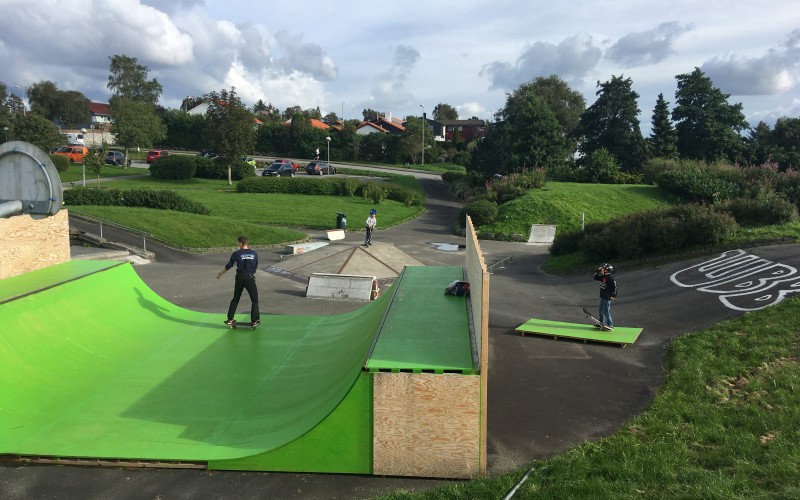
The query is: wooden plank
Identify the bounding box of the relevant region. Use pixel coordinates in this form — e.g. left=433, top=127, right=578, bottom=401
left=373, top=372, right=480, bottom=478
left=0, top=210, right=70, bottom=279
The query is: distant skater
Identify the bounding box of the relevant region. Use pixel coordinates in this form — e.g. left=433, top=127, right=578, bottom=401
left=593, top=263, right=617, bottom=330
left=217, top=236, right=260, bottom=327
left=364, top=209, right=377, bottom=246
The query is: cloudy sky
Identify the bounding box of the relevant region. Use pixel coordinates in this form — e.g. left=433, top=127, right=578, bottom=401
left=1, top=0, right=798, bottom=130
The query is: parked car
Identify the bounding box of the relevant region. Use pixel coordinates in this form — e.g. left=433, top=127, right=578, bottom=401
left=305, top=161, right=336, bottom=175
left=262, top=162, right=295, bottom=177
left=271, top=159, right=299, bottom=171
left=52, top=145, right=88, bottom=163
left=104, top=151, right=131, bottom=167
left=146, top=149, right=170, bottom=163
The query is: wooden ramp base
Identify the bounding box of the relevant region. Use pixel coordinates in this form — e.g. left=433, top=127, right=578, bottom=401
left=515, top=318, right=643, bottom=348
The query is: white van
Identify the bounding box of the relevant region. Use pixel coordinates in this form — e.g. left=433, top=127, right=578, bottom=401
left=64, top=132, right=85, bottom=146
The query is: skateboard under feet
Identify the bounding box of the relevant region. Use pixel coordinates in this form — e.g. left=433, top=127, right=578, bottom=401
left=227, top=321, right=259, bottom=330
left=582, top=308, right=612, bottom=331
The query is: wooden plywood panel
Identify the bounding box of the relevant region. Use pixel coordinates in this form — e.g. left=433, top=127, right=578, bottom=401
left=0, top=210, right=70, bottom=279
left=373, top=372, right=480, bottom=478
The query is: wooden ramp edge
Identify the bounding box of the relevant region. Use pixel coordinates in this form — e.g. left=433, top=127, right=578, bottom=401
left=515, top=318, right=643, bottom=348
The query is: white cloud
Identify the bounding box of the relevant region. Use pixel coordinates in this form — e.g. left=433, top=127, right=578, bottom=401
left=606, top=21, right=693, bottom=67
left=702, top=29, right=800, bottom=95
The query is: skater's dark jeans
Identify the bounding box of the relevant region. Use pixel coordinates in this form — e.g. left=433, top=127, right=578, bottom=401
left=227, top=273, right=260, bottom=322
left=365, top=226, right=373, bottom=245
left=598, top=298, right=613, bottom=327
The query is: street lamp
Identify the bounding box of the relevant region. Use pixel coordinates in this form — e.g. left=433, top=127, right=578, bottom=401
left=2, top=126, right=8, bottom=142
left=326, top=136, right=331, bottom=175
left=419, top=104, right=425, bottom=165
left=81, top=128, right=88, bottom=186
left=341, top=101, right=347, bottom=129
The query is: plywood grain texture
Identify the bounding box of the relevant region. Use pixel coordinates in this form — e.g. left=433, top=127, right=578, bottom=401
left=373, top=372, right=480, bottom=478
left=0, top=210, right=70, bottom=279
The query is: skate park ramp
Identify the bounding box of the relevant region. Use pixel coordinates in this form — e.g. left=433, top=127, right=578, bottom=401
left=0, top=260, right=389, bottom=469
left=0, top=259, right=478, bottom=475
left=515, top=318, right=643, bottom=347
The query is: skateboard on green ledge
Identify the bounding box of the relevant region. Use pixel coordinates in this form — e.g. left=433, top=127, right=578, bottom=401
left=582, top=307, right=612, bottom=331
left=227, top=320, right=259, bottom=330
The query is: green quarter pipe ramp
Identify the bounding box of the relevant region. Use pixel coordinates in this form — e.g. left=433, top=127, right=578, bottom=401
left=0, top=260, right=483, bottom=477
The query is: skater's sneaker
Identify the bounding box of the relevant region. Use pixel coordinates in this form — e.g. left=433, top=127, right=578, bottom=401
left=601, top=325, right=614, bottom=331
left=251, top=319, right=261, bottom=328
left=224, top=318, right=235, bottom=326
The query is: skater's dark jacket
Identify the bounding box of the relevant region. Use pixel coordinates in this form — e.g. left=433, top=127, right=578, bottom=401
left=225, top=248, right=259, bottom=276
left=593, top=270, right=618, bottom=299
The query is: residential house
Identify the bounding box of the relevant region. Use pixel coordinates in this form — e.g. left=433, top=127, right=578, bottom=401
left=431, top=119, right=486, bottom=142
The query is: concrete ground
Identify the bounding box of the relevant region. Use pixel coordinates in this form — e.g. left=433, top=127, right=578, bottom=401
left=5, top=176, right=800, bottom=499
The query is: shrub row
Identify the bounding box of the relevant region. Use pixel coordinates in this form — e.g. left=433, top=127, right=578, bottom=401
left=149, top=155, right=256, bottom=181
left=459, top=199, right=498, bottom=227
left=550, top=204, right=738, bottom=261
left=49, top=154, right=70, bottom=173
left=236, top=177, right=421, bottom=206
left=64, top=187, right=210, bottom=215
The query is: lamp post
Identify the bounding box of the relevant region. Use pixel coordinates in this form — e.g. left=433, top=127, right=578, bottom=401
left=326, top=136, right=331, bottom=175
left=81, top=128, right=88, bottom=186
left=341, top=101, right=347, bottom=129
left=419, top=104, right=425, bottom=165
left=3, top=127, right=8, bottom=142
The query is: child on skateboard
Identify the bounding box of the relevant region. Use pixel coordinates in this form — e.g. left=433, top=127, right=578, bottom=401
left=364, top=209, right=377, bottom=246
left=593, top=263, right=617, bottom=330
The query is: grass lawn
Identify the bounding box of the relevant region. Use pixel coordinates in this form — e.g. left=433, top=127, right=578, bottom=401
left=478, top=182, right=677, bottom=238
left=379, top=297, right=800, bottom=499
left=58, top=164, right=149, bottom=183
left=68, top=176, right=425, bottom=248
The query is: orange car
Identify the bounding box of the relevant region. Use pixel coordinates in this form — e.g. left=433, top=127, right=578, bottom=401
left=53, top=145, right=88, bottom=163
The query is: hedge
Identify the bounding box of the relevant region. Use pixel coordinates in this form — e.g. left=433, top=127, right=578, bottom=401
left=236, top=177, right=421, bottom=205
left=550, top=204, right=737, bottom=262
left=194, top=157, right=256, bottom=181
left=64, top=187, right=210, bottom=215
left=149, top=155, right=196, bottom=180
left=49, top=154, right=70, bottom=173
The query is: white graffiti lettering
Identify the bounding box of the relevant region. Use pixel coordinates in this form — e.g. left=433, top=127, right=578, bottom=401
left=670, top=250, right=800, bottom=311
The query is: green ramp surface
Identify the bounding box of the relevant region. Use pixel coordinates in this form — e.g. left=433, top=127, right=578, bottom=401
left=516, top=317, right=643, bottom=346
left=366, top=266, right=474, bottom=373
left=0, top=261, right=387, bottom=468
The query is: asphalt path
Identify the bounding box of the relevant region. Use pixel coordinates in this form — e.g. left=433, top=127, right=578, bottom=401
left=5, top=169, right=800, bottom=499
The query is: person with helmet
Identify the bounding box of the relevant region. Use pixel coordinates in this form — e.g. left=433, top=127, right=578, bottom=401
left=364, top=209, right=377, bottom=246
left=593, top=263, right=618, bottom=330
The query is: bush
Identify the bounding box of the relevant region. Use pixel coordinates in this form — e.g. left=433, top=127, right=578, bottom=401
left=719, top=194, right=798, bottom=227
left=459, top=199, right=498, bottom=227
left=49, top=154, right=70, bottom=173
left=64, top=187, right=209, bottom=215
left=655, top=166, right=743, bottom=204
left=362, top=182, right=387, bottom=204
left=149, top=154, right=196, bottom=180
left=551, top=204, right=738, bottom=262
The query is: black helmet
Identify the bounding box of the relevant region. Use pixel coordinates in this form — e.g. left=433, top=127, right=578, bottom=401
left=602, top=263, right=614, bottom=273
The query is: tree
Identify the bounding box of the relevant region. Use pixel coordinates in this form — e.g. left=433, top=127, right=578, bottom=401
left=161, top=109, right=206, bottom=150
left=771, top=117, right=800, bottom=170
left=84, top=146, right=106, bottom=185
left=107, top=54, right=165, bottom=166
left=433, top=103, right=458, bottom=121
left=648, top=93, right=677, bottom=159
left=524, top=75, right=585, bottom=149
left=672, top=67, right=748, bottom=163
left=468, top=121, right=514, bottom=178
left=26, top=81, right=60, bottom=119
left=500, top=85, right=569, bottom=170
left=744, top=121, right=773, bottom=166
left=57, top=90, right=90, bottom=129
left=362, top=108, right=380, bottom=121
left=111, top=98, right=167, bottom=166
left=282, top=106, right=302, bottom=120
left=397, top=116, right=432, bottom=164
left=107, top=55, right=162, bottom=106
left=204, top=88, right=256, bottom=184
left=323, top=112, right=339, bottom=124
left=577, top=75, right=646, bottom=172
left=13, top=113, right=63, bottom=151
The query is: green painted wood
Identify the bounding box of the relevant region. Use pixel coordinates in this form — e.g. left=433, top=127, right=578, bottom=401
left=516, top=317, right=643, bottom=345
left=0, top=260, right=121, bottom=304
left=366, top=266, right=475, bottom=373
left=0, top=263, right=387, bottom=465
left=209, top=372, right=373, bottom=473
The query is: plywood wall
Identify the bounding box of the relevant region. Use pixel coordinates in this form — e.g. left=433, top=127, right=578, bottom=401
left=373, top=372, right=481, bottom=478
left=0, top=210, right=70, bottom=279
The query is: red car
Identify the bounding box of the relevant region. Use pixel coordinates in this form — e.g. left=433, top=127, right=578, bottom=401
left=272, top=159, right=299, bottom=171
left=146, top=150, right=170, bottom=163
